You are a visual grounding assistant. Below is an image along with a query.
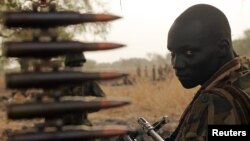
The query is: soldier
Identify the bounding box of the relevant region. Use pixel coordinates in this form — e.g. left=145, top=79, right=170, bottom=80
left=15, top=58, right=30, bottom=97
left=63, top=53, right=105, bottom=125
left=123, top=75, right=133, bottom=85
left=166, top=4, right=250, bottom=141
left=136, top=65, right=141, bottom=78
left=19, top=58, right=29, bottom=72
left=152, top=64, right=156, bottom=81
left=157, top=65, right=164, bottom=80
left=144, top=65, right=148, bottom=78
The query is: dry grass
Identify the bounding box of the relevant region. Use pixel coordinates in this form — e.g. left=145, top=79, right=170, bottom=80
left=89, top=76, right=198, bottom=126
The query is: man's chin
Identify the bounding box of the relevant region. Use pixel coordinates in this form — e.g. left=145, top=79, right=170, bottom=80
left=179, top=79, right=198, bottom=89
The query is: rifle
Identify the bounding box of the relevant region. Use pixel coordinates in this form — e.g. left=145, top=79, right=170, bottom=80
left=137, top=116, right=169, bottom=141
left=118, top=116, right=170, bottom=141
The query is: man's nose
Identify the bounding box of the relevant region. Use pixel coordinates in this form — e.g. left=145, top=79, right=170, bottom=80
left=172, top=55, right=186, bottom=69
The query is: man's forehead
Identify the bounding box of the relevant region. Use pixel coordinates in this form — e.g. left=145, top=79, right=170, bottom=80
left=172, top=19, right=203, bottom=36
left=168, top=20, right=211, bottom=48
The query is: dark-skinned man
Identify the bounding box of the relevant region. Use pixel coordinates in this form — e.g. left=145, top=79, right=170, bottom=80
left=166, top=4, right=250, bottom=141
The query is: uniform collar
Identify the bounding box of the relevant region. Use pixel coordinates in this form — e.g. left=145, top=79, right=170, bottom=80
left=201, top=57, right=241, bottom=90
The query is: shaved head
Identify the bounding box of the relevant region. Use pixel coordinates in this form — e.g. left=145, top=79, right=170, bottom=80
left=173, top=4, right=232, bottom=47
left=167, top=4, right=235, bottom=88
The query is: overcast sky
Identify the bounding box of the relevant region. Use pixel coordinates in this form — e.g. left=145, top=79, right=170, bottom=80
left=84, top=0, right=250, bottom=63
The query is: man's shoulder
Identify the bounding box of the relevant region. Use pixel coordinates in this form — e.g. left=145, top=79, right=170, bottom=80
left=184, top=92, right=232, bottom=123
left=195, top=82, right=250, bottom=123
left=193, top=92, right=232, bottom=115
left=178, top=93, right=234, bottom=139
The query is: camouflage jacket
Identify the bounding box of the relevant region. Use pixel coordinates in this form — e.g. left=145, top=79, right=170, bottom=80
left=168, top=58, right=250, bottom=141
left=61, top=81, right=105, bottom=125
left=64, top=81, right=105, bottom=97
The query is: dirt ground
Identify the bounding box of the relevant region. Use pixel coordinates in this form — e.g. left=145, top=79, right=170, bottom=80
left=0, top=75, right=198, bottom=140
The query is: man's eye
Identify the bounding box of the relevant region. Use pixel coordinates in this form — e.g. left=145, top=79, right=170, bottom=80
left=185, top=50, right=193, bottom=56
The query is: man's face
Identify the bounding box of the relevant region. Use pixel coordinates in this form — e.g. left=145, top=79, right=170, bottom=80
left=167, top=21, right=220, bottom=88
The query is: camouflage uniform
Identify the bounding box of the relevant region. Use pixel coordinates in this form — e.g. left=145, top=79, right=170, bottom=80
left=62, top=53, right=105, bottom=125
left=167, top=58, right=250, bottom=141
left=19, top=58, right=29, bottom=72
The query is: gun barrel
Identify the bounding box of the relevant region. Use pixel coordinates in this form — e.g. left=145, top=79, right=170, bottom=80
left=6, top=71, right=127, bottom=89
left=8, top=127, right=130, bottom=141
left=153, top=116, right=169, bottom=131
left=3, top=12, right=121, bottom=28
left=137, top=117, right=164, bottom=141
left=3, top=41, right=125, bottom=58
left=8, top=100, right=130, bottom=119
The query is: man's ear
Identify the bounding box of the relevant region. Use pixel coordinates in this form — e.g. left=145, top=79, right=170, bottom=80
left=217, top=38, right=230, bottom=57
